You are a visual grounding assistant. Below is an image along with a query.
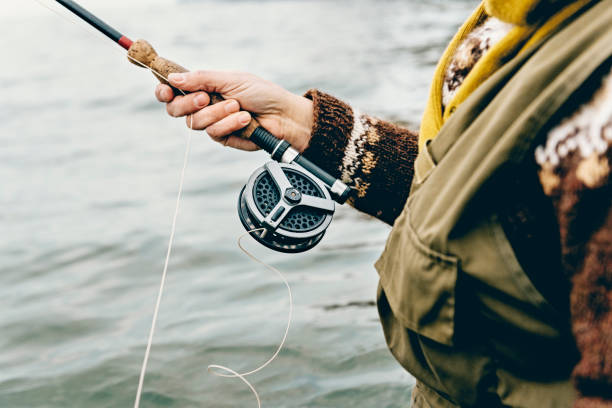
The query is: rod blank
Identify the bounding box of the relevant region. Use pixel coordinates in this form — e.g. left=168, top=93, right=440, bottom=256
left=55, top=0, right=133, bottom=49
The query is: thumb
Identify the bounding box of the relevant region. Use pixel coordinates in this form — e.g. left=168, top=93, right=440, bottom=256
left=167, top=70, right=240, bottom=94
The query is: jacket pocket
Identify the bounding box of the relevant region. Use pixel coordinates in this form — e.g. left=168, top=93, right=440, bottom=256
left=375, top=205, right=459, bottom=346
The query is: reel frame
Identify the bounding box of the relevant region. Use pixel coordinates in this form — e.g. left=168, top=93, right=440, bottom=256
left=238, top=161, right=335, bottom=253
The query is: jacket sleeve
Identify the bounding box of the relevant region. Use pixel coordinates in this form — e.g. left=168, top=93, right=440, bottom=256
left=302, top=90, right=419, bottom=225
left=535, top=70, right=612, bottom=407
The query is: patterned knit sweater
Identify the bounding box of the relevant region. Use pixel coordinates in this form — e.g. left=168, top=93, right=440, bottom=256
left=302, top=16, right=612, bottom=407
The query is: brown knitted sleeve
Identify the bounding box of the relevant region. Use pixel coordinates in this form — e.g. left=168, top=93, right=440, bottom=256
left=535, top=71, right=612, bottom=407
left=302, top=90, right=419, bottom=225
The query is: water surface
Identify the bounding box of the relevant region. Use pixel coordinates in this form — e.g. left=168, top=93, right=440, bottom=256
left=0, top=1, right=475, bottom=406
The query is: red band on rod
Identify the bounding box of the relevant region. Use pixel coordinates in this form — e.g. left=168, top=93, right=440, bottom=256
left=118, top=36, right=133, bottom=50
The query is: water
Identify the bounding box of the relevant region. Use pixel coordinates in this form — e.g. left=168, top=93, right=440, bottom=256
left=0, top=1, right=476, bottom=406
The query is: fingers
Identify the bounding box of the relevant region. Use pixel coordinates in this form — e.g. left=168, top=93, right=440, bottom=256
left=155, top=84, right=174, bottom=103
left=156, top=72, right=260, bottom=152
left=188, top=108, right=255, bottom=151
left=204, top=111, right=252, bottom=138
left=187, top=107, right=257, bottom=152
left=219, top=136, right=260, bottom=152
left=186, top=100, right=242, bottom=130
left=155, top=83, right=212, bottom=118
left=167, top=70, right=245, bottom=93
left=165, top=92, right=211, bottom=117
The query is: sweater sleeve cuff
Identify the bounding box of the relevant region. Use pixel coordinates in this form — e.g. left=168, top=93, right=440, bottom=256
left=301, top=89, right=419, bottom=225
left=302, top=89, right=354, bottom=180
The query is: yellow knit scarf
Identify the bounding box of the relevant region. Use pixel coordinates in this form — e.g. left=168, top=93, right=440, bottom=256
left=418, top=0, right=594, bottom=150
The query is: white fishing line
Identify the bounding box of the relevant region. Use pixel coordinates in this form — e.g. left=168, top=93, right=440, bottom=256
left=127, top=60, right=294, bottom=408
left=133, top=131, right=191, bottom=408
left=206, top=229, right=294, bottom=408
left=121, top=65, right=293, bottom=405
left=120, top=54, right=294, bottom=408
left=31, top=3, right=193, bottom=404
left=78, top=53, right=199, bottom=408
left=32, top=0, right=122, bottom=49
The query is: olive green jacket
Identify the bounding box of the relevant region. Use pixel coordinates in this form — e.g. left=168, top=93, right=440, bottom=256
left=375, top=1, right=612, bottom=406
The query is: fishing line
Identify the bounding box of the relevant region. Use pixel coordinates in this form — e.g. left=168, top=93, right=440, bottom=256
left=120, top=58, right=292, bottom=408
left=28, top=13, right=193, bottom=401
left=30, top=2, right=294, bottom=406
left=205, top=228, right=294, bottom=408
left=133, top=128, right=191, bottom=408
left=27, top=3, right=196, bottom=404
left=105, top=55, right=195, bottom=408
left=127, top=58, right=294, bottom=407
left=33, top=0, right=122, bottom=52
left=211, top=228, right=293, bottom=379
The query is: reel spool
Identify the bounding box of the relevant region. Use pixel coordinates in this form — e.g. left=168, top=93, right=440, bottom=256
left=238, top=161, right=335, bottom=253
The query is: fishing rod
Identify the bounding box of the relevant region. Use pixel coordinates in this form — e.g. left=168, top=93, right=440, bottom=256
left=53, top=0, right=353, bottom=252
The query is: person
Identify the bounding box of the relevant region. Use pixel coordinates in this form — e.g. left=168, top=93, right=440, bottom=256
left=154, top=0, right=612, bottom=406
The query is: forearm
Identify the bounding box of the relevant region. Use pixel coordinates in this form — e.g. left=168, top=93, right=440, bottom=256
left=302, top=90, right=419, bottom=225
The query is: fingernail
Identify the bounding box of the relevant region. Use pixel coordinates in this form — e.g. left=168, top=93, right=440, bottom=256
left=168, top=73, right=185, bottom=83
left=239, top=112, right=251, bottom=125
left=225, top=100, right=239, bottom=113
left=195, top=94, right=208, bottom=107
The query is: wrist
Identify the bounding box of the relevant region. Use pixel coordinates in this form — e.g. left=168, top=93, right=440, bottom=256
left=280, top=93, right=313, bottom=153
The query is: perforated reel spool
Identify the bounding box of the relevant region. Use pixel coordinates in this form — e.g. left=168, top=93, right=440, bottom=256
left=238, top=161, right=335, bottom=253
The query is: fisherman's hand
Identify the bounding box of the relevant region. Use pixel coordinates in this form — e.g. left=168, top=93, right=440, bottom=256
left=155, top=71, right=313, bottom=152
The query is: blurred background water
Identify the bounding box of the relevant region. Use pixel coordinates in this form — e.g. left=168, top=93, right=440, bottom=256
left=0, top=1, right=476, bottom=406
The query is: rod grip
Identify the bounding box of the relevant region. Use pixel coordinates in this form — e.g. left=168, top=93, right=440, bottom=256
left=127, top=39, right=259, bottom=139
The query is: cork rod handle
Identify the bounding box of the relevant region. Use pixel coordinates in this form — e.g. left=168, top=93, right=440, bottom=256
left=127, top=39, right=260, bottom=139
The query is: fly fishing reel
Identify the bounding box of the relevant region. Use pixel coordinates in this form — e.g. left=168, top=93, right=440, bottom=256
left=238, top=128, right=353, bottom=253
left=239, top=162, right=334, bottom=252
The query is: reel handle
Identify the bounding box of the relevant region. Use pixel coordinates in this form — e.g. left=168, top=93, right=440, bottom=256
left=127, top=39, right=260, bottom=138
